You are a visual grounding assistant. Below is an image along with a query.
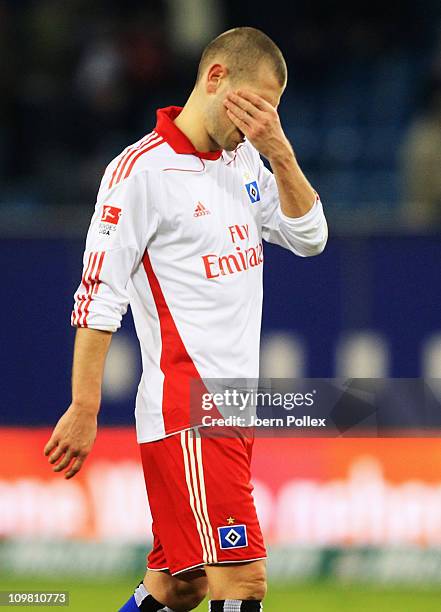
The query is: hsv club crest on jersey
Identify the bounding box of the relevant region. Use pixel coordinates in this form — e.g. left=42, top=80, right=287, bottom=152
left=245, top=180, right=261, bottom=203
left=218, top=524, right=248, bottom=549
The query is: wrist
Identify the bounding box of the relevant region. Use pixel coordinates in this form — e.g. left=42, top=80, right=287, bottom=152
left=268, top=142, right=295, bottom=167
left=71, top=398, right=100, bottom=415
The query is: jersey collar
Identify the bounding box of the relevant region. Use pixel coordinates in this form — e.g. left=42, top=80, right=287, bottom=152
left=155, top=106, right=223, bottom=161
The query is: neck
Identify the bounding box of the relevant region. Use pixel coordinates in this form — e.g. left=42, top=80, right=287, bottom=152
left=173, top=90, right=220, bottom=152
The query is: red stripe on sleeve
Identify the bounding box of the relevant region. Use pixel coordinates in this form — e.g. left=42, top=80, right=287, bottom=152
left=72, top=251, right=95, bottom=326
left=108, top=131, right=156, bottom=189
left=122, top=139, right=164, bottom=182
left=82, top=251, right=105, bottom=327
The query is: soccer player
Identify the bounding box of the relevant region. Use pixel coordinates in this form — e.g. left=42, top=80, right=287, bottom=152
left=44, top=27, right=327, bottom=612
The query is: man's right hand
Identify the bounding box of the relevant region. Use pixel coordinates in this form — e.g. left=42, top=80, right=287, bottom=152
left=44, top=404, right=98, bottom=479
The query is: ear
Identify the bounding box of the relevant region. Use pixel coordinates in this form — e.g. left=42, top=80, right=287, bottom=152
left=205, top=63, right=228, bottom=94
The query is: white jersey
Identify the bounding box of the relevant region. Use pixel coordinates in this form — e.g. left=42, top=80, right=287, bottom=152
left=71, top=106, right=328, bottom=442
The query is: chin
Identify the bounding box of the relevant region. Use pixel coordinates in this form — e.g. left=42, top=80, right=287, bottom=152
left=223, top=135, right=243, bottom=151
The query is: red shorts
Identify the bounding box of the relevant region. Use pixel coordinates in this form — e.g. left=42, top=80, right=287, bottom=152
left=139, top=427, right=267, bottom=575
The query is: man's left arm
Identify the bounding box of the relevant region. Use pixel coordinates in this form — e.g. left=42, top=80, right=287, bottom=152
left=224, top=89, right=328, bottom=256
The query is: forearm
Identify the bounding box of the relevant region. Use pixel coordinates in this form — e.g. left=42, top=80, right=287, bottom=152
left=71, top=327, right=113, bottom=413
left=262, top=144, right=328, bottom=257
left=269, top=146, right=316, bottom=218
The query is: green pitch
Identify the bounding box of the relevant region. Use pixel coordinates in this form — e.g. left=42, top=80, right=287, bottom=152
left=1, top=577, right=441, bottom=611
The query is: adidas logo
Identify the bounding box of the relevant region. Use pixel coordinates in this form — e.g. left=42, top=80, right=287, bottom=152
left=193, top=201, right=211, bottom=217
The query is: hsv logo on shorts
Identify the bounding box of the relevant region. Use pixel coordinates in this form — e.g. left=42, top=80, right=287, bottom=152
left=218, top=524, right=248, bottom=549
left=101, top=205, right=122, bottom=225
left=245, top=181, right=260, bottom=204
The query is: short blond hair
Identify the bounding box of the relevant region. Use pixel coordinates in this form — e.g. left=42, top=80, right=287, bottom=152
left=196, top=27, right=287, bottom=87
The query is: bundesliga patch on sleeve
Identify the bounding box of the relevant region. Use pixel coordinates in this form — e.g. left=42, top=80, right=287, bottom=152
left=218, top=524, right=248, bottom=550
left=99, top=205, right=122, bottom=236
left=101, top=205, right=122, bottom=224
left=245, top=181, right=261, bottom=204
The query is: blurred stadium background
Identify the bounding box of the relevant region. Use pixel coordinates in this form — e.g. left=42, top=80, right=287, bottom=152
left=2, top=1, right=441, bottom=610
